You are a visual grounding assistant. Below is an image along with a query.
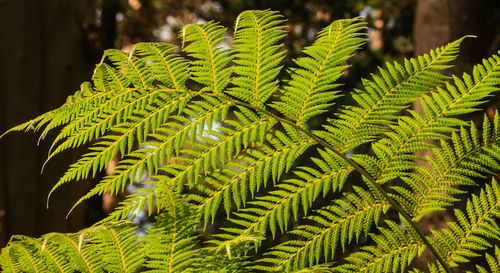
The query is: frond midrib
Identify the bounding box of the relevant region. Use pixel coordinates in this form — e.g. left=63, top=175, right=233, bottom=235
left=444, top=197, right=500, bottom=263
left=338, top=41, right=456, bottom=153
left=6, top=249, right=16, bottom=273
left=108, top=228, right=127, bottom=273
left=58, top=234, right=94, bottom=273
left=295, top=21, right=343, bottom=126
left=249, top=12, right=261, bottom=104
left=31, top=239, right=65, bottom=273
left=376, top=57, right=500, bottom=182
left=198, top=138, right=316, bottom=213
left=274, top=200, right=388, bottom=271
left=18, top=245, right=39, bottom=273
left=358, top=241, right=424, bottom=272
left=161, top=185, right=180, bottom=273
left=194, top=24, right=218, bottom=94
left=412, top=137, right=499, bottom=218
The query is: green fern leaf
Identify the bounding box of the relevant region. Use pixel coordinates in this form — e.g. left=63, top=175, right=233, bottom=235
left=227, top=10, right=286, bottom=107
left=143, top=205, right=200, bottom=272
left=194, top=128, right=314, bottom=223
left=432, top=178, right=500, bottom=267
left=255, top=187, right=390, bottom=271
left=332, top=221, right=425, bottom=273
left=221, top=148, right=352, bottom=244
left=316, top=36, right=469, bottom=153
left=272, top=18, right=366, bottom=127
left=182, top=21, right=232, bottom=94
left=411, top=113, right=500, bottom=219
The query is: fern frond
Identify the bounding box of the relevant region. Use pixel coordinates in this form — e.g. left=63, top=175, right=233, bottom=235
left=0, top=80, right=108, bottom=141
left=132, top=43, right=190, bottom=90
left=4, top=11, right=500, bottom=273
left=0, top=246, right=18, bottom=273
left=47, top=92, right=193, bottom=204
left=431, top=178, right=500, bottom=267
left=332, top=220, right=425, bottom=273
left=44, top=233, right=99, bottom=273
left=161, top=108, right=277, bottom=189
left=411, top=113, right=500, bottom=219
left=194, top=128, right=315, bottom=223
left=0, top=111, right=53, bottom=140
left=227, top=10, right=286, bottom=107
left=354, top=51, right=500, bottom=186
left=221, top=148, right=352, bottom=245
left=143, top=206, right=200, bottom=272
left=103, top=107, right=277, bottom=221
left=0, top=222, right=144, bottom=273
left=289, top=264, right=335, bottom=273
left=1, top=237, right=51, bottom=273
left=469, top=246, right=500, bottom=273
left=46, top=89, right=173, bottom=162
left=90, top=223, right=145, bottom=273
left=47, top=44, right=192, bottom=161
left=101, top=180, right=182, bottom=222
left=254, top=187, right=389, bottom=272
left=191, top=234, right=263, bottom=273
left=316, top=36, right=469, bottom=153
left=66, top=96, right=232, bottom=213
left=272, top=18, right=366, bottom=127
left=182, top=21, right=232, bottom=94
left=105, top=49, right=154, bottom=89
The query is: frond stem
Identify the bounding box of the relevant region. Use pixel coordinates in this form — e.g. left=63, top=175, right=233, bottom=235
left=155, top=87, right=452, bottom=273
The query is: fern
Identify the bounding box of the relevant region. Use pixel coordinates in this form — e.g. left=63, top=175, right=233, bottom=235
left=0, top=222, right=145, bottom=273
left=432, top=178, right=500, bottom=267
left=2, top=10, right=500, bottom=273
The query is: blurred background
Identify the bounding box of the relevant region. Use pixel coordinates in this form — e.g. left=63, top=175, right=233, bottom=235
left=0, top=0, right=499, bottom=248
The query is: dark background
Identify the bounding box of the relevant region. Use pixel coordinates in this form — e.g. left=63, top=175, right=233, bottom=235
left=0, top=0, right=499, bottom=248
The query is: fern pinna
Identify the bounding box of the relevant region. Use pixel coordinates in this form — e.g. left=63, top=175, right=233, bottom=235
left=1, top=10, right=500, bottom=273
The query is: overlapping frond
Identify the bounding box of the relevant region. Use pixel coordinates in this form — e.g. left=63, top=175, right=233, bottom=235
left=332, top=221, right=425, bottom=273
left=357, top=52, right=500, bottom=186
left=87, top=223, right=146, bottom=272
left=193, top=124, right=314, bottom=223
left=69, top=96, right=233, bottom=212
left=0, top=222, right=145, bottom=273
left=431, top=178, right=500, bottom=267
left=143, top=206, right=200, bottom=272
left=38, top=44, right=195, bottom=204
left=47, top=44, right=192, bottom=159
left=273, top=18, right=366, bottom=127
left=219, top=147, right=352, bottom=245
left=132, top=43, right=190, bottom=90
left=197, top=233, right=265, bottom=272
left=316, top=36, right=469, bottom=153
left=47, top=92, right=193, bottom=203
left=0, top=79, right=111, bottom=142
left=227, top=10, right=286, bottom=106
left=410, top=113, right=500, bottom=219
left=253, top=187, right=389, bottom=272
left=102, top=180, right=186, bottom=222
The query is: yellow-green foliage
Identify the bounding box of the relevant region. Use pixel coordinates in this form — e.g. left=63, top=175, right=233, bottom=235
left=1, top=10, right=500, bottom=273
